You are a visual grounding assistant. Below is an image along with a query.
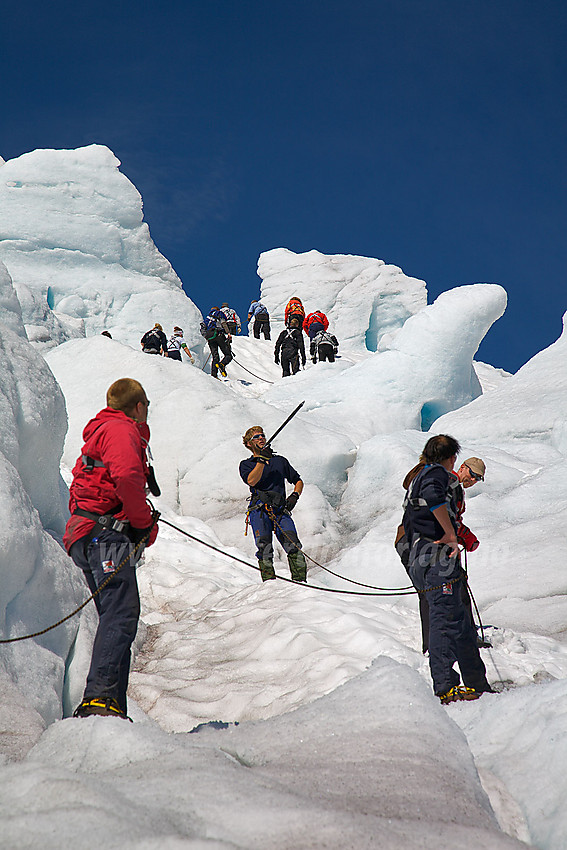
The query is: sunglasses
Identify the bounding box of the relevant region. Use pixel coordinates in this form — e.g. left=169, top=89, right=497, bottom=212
left=250, top=433, right=265, bottom=441
left=466, top=465, right=482, bottom=481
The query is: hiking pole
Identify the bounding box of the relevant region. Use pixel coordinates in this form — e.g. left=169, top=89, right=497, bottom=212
left=265, top=401, right=305, bottom=448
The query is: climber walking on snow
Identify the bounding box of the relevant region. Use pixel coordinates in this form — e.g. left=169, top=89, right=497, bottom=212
left=284, top=296, right=305, bottom=328
left=248, top=299, right=271, bottom=339
left=303, top=310, right=329, bottom=340
left=310, top=329, right=339, bottom=363
left=167, top=327, right=195, bottom=363
left=274, top=316, right=306, bottom=376
left=141, top=323, right=168, bottom=356
left=200, top=307, right=233, bottom=378
left=220, top=303, right=241, bottom=335
left=240, top=426, right=307, bottom=582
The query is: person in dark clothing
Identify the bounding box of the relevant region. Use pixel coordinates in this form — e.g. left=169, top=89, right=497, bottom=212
left=141, top=323, right=168, bottom=355
left=310, top=330, right=339, bottom=364
left=396, top=454, right=487, bottom=653
left=239, top=425, right=307, bottom=582
left=248, top=300, right=271, bottom=340
left=63, top=378, right=159, bottom=720
left=274, top=316, right=306, bottom=376
left=201, top=307, right=233, bottom=378
left=402, top=434, right=492, bottom=705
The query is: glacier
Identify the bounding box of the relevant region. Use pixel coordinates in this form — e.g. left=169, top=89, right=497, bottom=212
left=0, top=145, right=565, bottom=849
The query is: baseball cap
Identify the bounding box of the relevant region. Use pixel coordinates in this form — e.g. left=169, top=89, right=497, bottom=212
left=464, top=457, right=485, bottom=480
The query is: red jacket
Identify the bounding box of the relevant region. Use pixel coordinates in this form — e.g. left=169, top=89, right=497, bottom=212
left=303, top=311, right=329, bottom=334
left=63, top=407, right=157, bottom=552
left=284, top=298, right=305, bottom=324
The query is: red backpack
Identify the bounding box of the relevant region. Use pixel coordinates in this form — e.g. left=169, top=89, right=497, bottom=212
left=285, top=297, right=305, bottom=325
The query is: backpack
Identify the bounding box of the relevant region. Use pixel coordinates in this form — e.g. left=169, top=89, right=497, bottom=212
left=285, top=298, right=305, bottom=324
left=141, top=329, right=163, bottom=350
left=200, top=313, right=222, bottom=341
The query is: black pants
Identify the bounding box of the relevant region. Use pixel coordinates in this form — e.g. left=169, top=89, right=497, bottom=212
left=281, top=352, right=300, bottom=377
left=407, top=537, right=489, bottom=695
left=253, top=316, right=271, bottom=339
left=70, top=529, right=141, bottom=714
left=397, top=531, right=475, bottom=653
left=318, top=343, right=335, bottom=363
left=208, top=336, right=233, bottom=376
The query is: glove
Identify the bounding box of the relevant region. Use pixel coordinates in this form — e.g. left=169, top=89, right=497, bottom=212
left=257, top=446, right=273, bottom=462
left=458, top=527, right=479, bottom=552
left=285, top=492, right=299, bottom=512
left=274, top=355, right=279, bottom=364
left=130, top=512, right=160, bottom=548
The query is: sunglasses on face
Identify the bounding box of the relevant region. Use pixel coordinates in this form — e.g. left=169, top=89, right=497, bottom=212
left=466, top=466, right=482, bottom=481
left=250, top=433, right=265, bottom=441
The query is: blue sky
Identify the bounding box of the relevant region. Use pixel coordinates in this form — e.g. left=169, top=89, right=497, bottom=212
left=2, top=0, right=565, bottom=372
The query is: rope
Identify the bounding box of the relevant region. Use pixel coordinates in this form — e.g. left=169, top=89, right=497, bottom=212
left=463, top=548, right=487, bottom=642
left=159, top=517, right=416, bottom=596
left=268, top=508, right=414, bottom=592
left=231, top=356, right=275, bottom=385
left=0, top=520, right=157, bottom=644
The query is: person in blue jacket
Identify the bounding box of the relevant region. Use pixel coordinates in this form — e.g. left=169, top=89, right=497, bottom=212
left=240, top=425, right=306, bottom=582
left=402, top=434, right=492, bottom=705
left=247, top=300, right=271, bottom=340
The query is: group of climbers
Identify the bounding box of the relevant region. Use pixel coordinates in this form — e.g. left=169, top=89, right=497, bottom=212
left=273, top=297, right=339, bottom=377
left=64, top=365, right=496, bottom=719
left=63, top=286, right=498, bottom=720
left=138, top=297, right=338, bottom=381
left=141, top=323, right=194, bottom=363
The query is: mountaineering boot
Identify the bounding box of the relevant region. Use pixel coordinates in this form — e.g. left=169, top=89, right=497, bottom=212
left=259, top=560, right=276, bottom=581
left=216, top=363, right=227, bottom=378
left=288, top=550, right=307, bottom=583
left=438, top=686, right=482, bottom=705
left=73, top=697, right=131, bottom=720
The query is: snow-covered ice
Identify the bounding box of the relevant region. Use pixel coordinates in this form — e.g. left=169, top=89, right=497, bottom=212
left=0, top=145, right=565, bottom=849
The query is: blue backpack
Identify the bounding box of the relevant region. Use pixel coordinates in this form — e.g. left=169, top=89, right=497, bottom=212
left=200, top=312, right=224, bottom=341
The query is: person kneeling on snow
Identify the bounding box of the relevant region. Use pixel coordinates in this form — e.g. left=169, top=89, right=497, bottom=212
left=239, top=426, right=307, bottom=582
left=402, top=434, right=492, bottom=705
left=63, top=378, right=159, bottom=720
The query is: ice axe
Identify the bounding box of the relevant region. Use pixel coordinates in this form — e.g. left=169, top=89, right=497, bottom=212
left=264, top=401, right=305, bottom=448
